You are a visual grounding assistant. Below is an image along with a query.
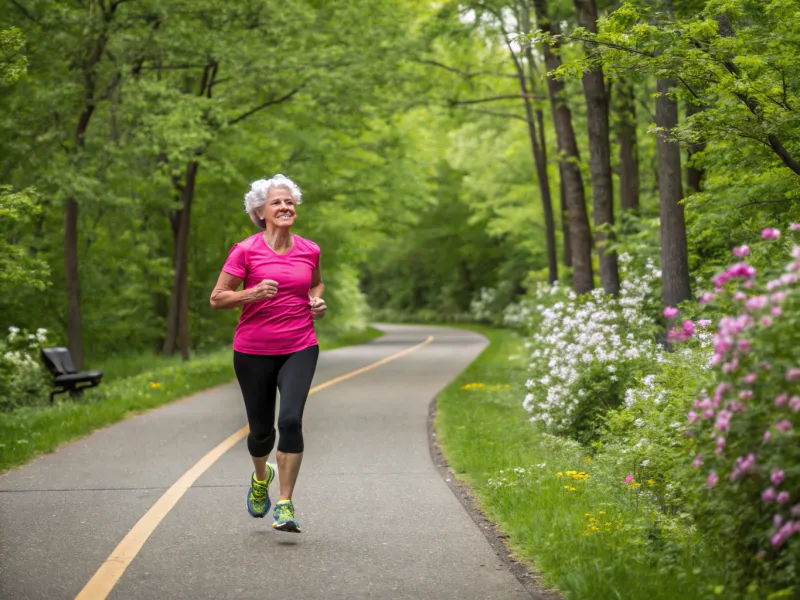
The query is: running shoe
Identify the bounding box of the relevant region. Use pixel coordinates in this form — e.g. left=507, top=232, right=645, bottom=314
left=272, top=499, right=301, bottom=532
left=245, top=464, right=275, bottom=518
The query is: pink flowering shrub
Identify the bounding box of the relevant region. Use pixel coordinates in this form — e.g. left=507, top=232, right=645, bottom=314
left=677, top=228, right=800, bottom=591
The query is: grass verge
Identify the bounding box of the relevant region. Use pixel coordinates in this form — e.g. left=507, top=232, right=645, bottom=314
left=435, top=325, right=709, bottom=600
left=0, top=326, right=383, bottom=472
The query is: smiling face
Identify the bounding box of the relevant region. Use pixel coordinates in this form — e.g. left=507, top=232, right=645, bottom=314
left=258, top=186, right=296, bottom=230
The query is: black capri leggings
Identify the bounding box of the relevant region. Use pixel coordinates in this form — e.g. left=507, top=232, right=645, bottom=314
left=233, top=345, right=319, bottom=456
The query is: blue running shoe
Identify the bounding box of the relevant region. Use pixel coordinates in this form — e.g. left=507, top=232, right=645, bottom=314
left=272, top=500, right=301, bottom=532
left=245, top=464, right=275, bottom=518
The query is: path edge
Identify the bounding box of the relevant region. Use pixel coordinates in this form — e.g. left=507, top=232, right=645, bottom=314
left=427, top=397, right=561, bottom=600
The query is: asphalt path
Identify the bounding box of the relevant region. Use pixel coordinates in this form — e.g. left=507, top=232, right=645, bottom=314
left=0, top=324, right=531, bottom=599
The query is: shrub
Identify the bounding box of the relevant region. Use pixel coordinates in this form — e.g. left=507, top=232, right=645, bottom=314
left=522, top=254, right=663, bottom=442
left=676, top=227, right=800, bottom=595
left=0, top=326, right=51, bottom=411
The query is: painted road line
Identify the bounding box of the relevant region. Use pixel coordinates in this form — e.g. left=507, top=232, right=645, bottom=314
left=74, top=335, right=435, bottom=600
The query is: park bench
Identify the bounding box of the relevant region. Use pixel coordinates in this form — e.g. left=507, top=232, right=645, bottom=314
left=40, top=347, right=103, bottom=405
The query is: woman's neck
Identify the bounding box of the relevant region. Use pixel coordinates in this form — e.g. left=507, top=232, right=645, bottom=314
left=263, top=228, right=293, bottom=253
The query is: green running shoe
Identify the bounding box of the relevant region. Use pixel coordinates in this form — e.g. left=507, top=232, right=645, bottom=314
left=272, top=499, right=301, bottom=533
left=245, top=464, right=275, bottom=518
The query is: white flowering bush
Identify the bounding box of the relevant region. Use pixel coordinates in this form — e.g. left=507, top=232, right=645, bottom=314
left=522, top=254, right=664, bottom=440
left=0, top=326, right=50, bottom=411
left=469, top=287, right=499, bottom=323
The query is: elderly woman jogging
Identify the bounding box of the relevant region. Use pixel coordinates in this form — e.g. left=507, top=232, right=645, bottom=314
left=210, top=174, right=326, bottom=533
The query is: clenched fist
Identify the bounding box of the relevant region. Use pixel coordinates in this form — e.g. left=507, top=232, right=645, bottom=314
left=250, top=279, right=279, bottom=301
left=310, top=296, right=327, bottom=320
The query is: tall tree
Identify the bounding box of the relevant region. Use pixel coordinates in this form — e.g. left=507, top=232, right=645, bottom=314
left=616, top=79, right=640, bottom=212
left=573, top=0, right=618, bottom=295
left=532, top=0, right=594, bottom=293
left=655, top=78, right=691, bottom=306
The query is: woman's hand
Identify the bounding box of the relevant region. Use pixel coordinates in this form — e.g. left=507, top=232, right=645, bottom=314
left=249, top=279, right=279, bottom=301
left=310, top=296, right=327, bottom=320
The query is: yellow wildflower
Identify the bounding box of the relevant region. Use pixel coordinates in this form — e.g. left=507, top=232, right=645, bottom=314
left=570, top=487, right=576, bottom=492
left=647, top=479, right=655, bottom=485
left=584, top=457, right=592, bottom=463
left=149, top=382, right=162, bottom=389
left=556, top=472, right=563, bottom=477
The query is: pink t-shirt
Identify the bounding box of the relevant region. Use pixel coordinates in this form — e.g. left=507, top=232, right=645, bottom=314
left=222, top=233, right=320, bottom=355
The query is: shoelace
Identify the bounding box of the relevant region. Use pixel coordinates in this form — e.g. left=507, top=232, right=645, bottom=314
left=275, top=502, right=294, bottom=522
left=251, top=478, right=267, bottom=503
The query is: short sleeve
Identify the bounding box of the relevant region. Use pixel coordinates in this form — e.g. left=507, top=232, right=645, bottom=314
left=313, top=244, right=321, bottom=269
left=222, top=243, right=247, bottom=278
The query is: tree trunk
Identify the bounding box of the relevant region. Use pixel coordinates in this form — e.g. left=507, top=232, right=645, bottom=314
left=512, top=4, right=558, bottom=283
left=617, top=80, right=640, bottom=212
left=655, top=79, right=691, bottom=307
left=163, top=160, right=198, bottom=359
left=64, top=198, right=84, bottom=369
left=532, top=0, right=593, bottom=294
left=559, top=163, right=572, bottom=267
left=685, top=101, right=705, bottom=193
left=574, top=0, right=619, bottom=296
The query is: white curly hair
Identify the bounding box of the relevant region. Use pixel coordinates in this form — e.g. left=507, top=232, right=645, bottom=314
left=243, top=174, right=303, bottom=229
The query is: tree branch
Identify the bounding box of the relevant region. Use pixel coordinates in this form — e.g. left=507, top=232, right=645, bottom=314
left=413, top=59, right=517, bottom=79
left=448, top=93, right=543, bottom=106
left=565, top=34, right=655, bottom=58
left=9, top=0, right=42, bottom=25
left=455, top=106, right=530, bottom=123
left=228, top=87, right=301, bottom=126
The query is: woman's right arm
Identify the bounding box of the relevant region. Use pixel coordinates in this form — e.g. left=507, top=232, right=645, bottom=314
left=210, top=272, right=278, bottom=310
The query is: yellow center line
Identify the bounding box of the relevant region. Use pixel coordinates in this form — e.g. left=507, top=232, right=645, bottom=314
left=74, top=335, right=434, bottom=600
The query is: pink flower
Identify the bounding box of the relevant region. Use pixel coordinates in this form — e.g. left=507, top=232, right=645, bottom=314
left=625, top=474, right=634, bottom=484
left=715, top=436, right=726, bottom=455
left=781, top=273, right=799, bottom=285
left=775, top=393, right=788, bottom=408
left=703, top=408, right=715, bottom=420
left=794, top=246, right=800, bottom=259
left=707, top=472, right=718, bottom=488
left=792, top=505, right=800, bottom=517
left=699, top=293, right=715, bottom=305
left=786, top=368, right=800, bottom=382
left=746, top=296, right=768, bottom=311
left=738, top=339, right=751, bottom=353
left=778, top=491, right=791, bottom=504
left=744, top=373, right=757, bottom=384
left=745, top=280, right=755, bottom=289
left=688, top=410, right=698, bottom=423
left=715, top=410, right=732, bottom=431
left=761, top=316, right=773, bottom=327
left=693, top=455, right=703, bottom=469
left=775, top=514, right=784, bottom=530
left=767, top=279, right=782, bottom=291
left=764, top=429, right=772, bottom=442
left=762, top=228, right=781, bottom=240
left=763, top=487, right=777, bottom=503
left=663, top=306, right=679, bottom=319
left=733, top=245, right=750, bottom=257
left=772, top=307, right=783, bottom=317
left=772, top=468, right=785, bottom=486
left=791, top=223, right=800, bottom=231
left=682, top=320, right=695, bottom=336
left=697, top=319, right=712, bottom=328
left=738, top=390, right=753, bottom=400
left=771, top=521, right=796, bottom=548
left=790, top=396, right=800, bottom=412
left=775, top=420, right=793, bottom=432
left=733, top=291, right=747, bottom=301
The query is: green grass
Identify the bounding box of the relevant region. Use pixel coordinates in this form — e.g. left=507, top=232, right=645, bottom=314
left=0, top=326, right=383, bottom=472
left=435, top=325, right=711, bottom=600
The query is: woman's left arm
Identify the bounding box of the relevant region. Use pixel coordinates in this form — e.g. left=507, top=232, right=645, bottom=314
left=309, top=264, right=326, bottom=320
left=310, top=265, right=325, bottom=299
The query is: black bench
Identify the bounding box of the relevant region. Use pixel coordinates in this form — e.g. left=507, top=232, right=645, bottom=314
left=40, top=347, right=103, bottom=405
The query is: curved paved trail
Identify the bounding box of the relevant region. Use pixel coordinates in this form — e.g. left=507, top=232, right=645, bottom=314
left=0, top=325, right=531, bottom=599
